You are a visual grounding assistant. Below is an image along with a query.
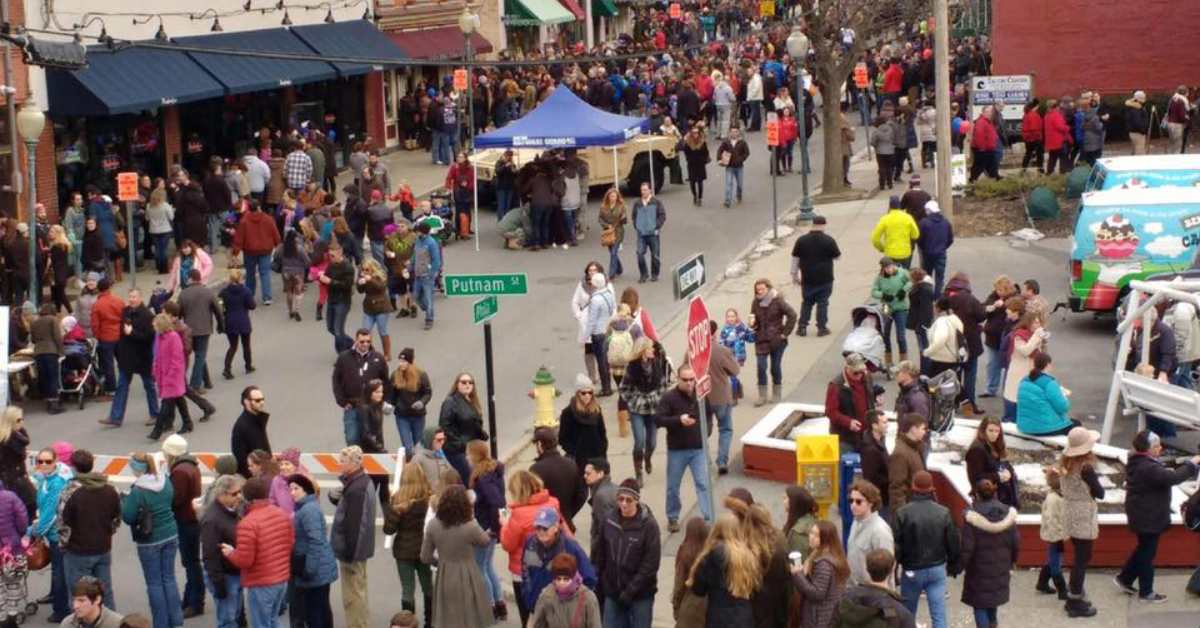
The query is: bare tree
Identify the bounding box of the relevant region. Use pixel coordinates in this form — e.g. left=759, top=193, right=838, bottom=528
left=795, top=0, right=919, bottom=194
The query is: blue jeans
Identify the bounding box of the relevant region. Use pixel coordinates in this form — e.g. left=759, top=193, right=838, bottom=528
left=530, top=204, right=552, bottom=247
left=608, top=244, right=623, bottom=278
left=635, top=234, right=661, bottom=280
left=205, top=573, right=243, bottom=628
left=756, top=343, right=787, bottom=386
left=972, top=607, right=997, bottom=628
left=97, top=340, right=118, bottom=393
left=666, top=448, right=713, bottom=522
left=1003, top=399, right=1017, bottom=422
left=984, top=346, right=1004, bottom=395
left=882, top=309, right=908, bottom=354
left=342, top=407, right=360, bottom=447
left=246, top=583, right=287, bottom=628
left=629, top=412, right=657, bottom=458
left=109, top=368, right=160, bottom=424
left=178, top=521, right=204, bottom=612
left=244, top=254, right=272, bottom=302
left=712, top=403, right=733, bottom=467
left=137, top=539, right=183, bottom=628
left=723, top=166, right=744, bottom=204
left=603, top=595, right=654, bottom=628
left=63, top=551, right=114, bottom=609
left=563, top=208, right=579, bottom=244
left=395, top=414, right=425, bottom=454
left=799, top=283, right=832, bottom=329
left=362, top=311, right=390, bottom=338
left=49, top=542, right=69, bottom=619
left=1047, top=540, right=1063, bottom=576
left=590, top=333, right=613, bottom=393
left=413, top=276, right=435, bottom=323
left=473, top=539, right=503, bottom=603
left=207, top=215, right=222, bottom=253
left=326, top=302, right=351, bottom=352
left=962, top=354, right=979, bottom=406
left=190, top=334, right=211, bottom=390
left=369, top=241, right=386, bottom=269
left=153, top=233, right=171, bottom=272
left=900, top=564, right=948, bottom=628
left=922, top=253, right=947, bottom=297
left=495, top=187, right=515, bottom=220
left=915, top=327, right=930, bottom=374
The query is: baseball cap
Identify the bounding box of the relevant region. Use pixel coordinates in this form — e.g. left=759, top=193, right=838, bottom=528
left=534, top=507, right=559, bottom=529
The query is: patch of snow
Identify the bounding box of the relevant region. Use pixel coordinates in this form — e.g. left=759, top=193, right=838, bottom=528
left=1005, top=435, right=1053, bottom=451
left=724, top=261, right=749, bottom=278
left=1011, top=227, right=1044, bottom=241
left=1100, top=488, right=1125, bottom=505
left=1094, top=461, right=1121, bottom=475
left=1099, top=476, right=1116, bottom=489
left=1013, top=464, right=1048, bottom=486
left=754, top=241, right=779, bottom=255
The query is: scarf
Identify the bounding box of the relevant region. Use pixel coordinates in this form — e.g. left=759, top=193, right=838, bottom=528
left=555, top=573, right=583, bottom=601
left=758, top=288, right=777, bottom=308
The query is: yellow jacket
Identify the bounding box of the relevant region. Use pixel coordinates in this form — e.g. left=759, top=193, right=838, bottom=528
left=871, top=209, right=920, bottom=259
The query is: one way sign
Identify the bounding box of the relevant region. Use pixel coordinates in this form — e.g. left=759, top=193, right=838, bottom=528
left=673, top=253, right=706, bottom=300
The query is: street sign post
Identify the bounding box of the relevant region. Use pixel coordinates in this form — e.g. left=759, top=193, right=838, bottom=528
left=686, top=296, right=716, bottom=520
left=453, top=69, right=469, bottom=92
left=117, top=172, right=139, bottom=289
left=672, top=253, right=706, bottom=301
left=473, top=295, right=498, bottom=325
left=444, top=273, right=528, bottom=297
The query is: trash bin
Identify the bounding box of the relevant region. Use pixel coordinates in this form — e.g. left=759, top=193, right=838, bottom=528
left=839, top=452, right=861, bottom=546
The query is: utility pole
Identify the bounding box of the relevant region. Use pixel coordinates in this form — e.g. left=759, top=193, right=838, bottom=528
left=934, top=0, right=953, bottom=220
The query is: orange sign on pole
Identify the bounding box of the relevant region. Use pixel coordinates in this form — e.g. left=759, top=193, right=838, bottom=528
left=853, top=63, right=869, bottom=89
left=928, top=16, right=935, bottom=31
left=116, top=172, right=139, bottom=202
left=453, top=69, right=469, bottom=91
left=669, top=3, right=681, bottom=19
left=766, top=120, right=780, bottom=147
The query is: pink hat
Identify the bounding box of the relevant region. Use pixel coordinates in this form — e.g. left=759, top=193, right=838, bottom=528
left=52, top=441, right=74, bottom=464
left=278, top=447, right=302, bottom=466
left=370, top=189, right=383, bottom=202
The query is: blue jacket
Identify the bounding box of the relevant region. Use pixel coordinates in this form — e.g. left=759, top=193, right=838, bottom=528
left=1016, top=373, right=1072, bottom=436
left=917, top=213, right=954, bottom=257
left=121, top=473, right=178, bottom=545
left=631, top=198, right=665, bottom=236
left=291, top=493, right=339, bottom=589
left=32, top=463, right=72, bottom=543
left=409, top=234, right=442, bottom=279
left=521, top=533, right=596, bottom=610
left=87, top=199, right=117, bottom=251
left=219, top=282, right=256, bottom=336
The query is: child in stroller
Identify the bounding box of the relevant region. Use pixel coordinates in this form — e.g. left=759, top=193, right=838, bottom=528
left=59, top=317, right=97, bottom=410
left=843, top=304, right=891, bottom=379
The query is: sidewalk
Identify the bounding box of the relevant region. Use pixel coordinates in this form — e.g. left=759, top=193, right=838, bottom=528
left=339, top=145, right=450, bottom=199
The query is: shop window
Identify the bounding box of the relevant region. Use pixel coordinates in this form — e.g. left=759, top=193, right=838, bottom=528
left=0, top=111, right=16, bottom=217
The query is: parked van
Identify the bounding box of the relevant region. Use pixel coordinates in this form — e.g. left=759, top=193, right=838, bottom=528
left=1084, top=155, right=1200, bottom=193
left=1069, top=187, right=1200, bottom=312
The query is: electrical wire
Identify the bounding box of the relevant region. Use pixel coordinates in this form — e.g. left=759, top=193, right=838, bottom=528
left=61, top=0, right=368, bottom=26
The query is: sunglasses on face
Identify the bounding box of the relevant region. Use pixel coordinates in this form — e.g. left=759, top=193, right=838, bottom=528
left=36, top=458, right=53, bottom=465
left=680, top=377, right=695, bottom=382
left=250, top=397, right=265, bottom=403
left=579, top=391, right=594, bottom=397
left=616, top=496, right=637, bottom=504
left=850, top=497, right=866, bottom=505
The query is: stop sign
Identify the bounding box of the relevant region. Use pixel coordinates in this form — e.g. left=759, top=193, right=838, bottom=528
left=686, top=296, right=712, bottom=398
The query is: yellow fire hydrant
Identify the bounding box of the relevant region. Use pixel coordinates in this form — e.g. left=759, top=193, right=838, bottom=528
left=528, top=366, right=561, bottom=428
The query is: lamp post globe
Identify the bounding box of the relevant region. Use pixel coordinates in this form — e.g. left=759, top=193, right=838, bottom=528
left=786, top=27, right=809, bottom=60
left=16, top=102, right=44, bottom=143
left=458, top=7, right=479, bottom=34
left=785, top=27, right=815, bottom=218
left=16, top=101, right=43, bottom=306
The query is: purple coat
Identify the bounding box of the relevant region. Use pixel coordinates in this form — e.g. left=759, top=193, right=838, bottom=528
left=153, top=330, right=187, bottom=399
left=268, top=474, right=295, bottom=517
left=0, top=488, right=28, bottom=552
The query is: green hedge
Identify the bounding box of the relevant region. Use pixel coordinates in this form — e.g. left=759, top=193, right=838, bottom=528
left=967, top=173, right=1067, bottom=200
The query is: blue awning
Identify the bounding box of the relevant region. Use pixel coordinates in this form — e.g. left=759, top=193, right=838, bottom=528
left=175, top=27, right=337, bottom=96
left=290, top=20, right=406, bottom=77
left=46, top=44, right=225, bottom=117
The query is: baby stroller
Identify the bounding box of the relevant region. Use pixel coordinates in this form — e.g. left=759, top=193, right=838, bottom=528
left=427, top=190, right=455, bottom=245
left=843, top=304, right=891, bottom=379
left=0, top=547, right=36, bottom=623
left=58, top=338, right=99, bottom=411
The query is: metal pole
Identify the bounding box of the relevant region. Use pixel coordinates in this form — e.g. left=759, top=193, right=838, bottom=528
left=0, top=0, right=20, bottom=206
left=466, top=36, right=475, bottom=152
left=796, top=73, right=813, bottom=218
left=25, top=141, right=36, bottom=307
left=648, top=146, right=655, bottom=192
left=483, top=320, right=499, bottom=459
left=697, top=395, right=715, bottom=521
left=126, top=201, right=137, bottom=288
left=934, top=0, right=953, bottom=219
left=771, top=146, right=778, bottom=239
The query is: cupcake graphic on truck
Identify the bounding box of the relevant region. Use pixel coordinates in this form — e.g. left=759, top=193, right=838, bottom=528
left=1069, top=187, right=1200, bottom=312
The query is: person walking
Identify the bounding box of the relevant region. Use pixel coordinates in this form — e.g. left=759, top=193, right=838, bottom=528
left=383, top=463, right=435, bottom=627
left=790, top=520, right=849, bottom=628
left=1057, top=427, right=1102, bottom=617
left=409, top=224, right=441, bottom=330
left=218, top=269, right=256, bottom=380
left=1114, top=430, right=1199, bottom=603
left=969, top=106, right=1001, bottom=182
left=58, top=449, right=121, bottom=609
left=287, top=474, right=337, bottom=628
left=585, top=272, right=617, bottom=396
left=945, top=274, right=986, bottom=414
left=99, top=289, right=158, bottom=427
left=279, top=230, right=310, bottom=322
left=231, top=386, right=272, bottom=478
left=960, top=479, right=1019, bottom=628
left=439, top=372, right=488, bottom=482
left=500, top=471, right=566, bottom=626
left=530, top=428, right=588, bottom=534
left=357, top=260, right=395, bottom=359
left=467, top=440, right=508, bottom=621
left=519, top=507, right=597, bottom=613
left=869, top=117, right=896, bottom=190
left=390, top=348, right=433, bottom=455
left=658, top=364, right=714, bottom=531
left=825, top=354, right=877, bottom=456
left=619, top=338, right=671, bottom=487
left=558, top=377, right=608, bottom=479
left=688, top=512, right=761, bottom=625
left=177, top=269, right=223, bottom=393
left=845, top=480, right=894, bottom=586
left=421, top=484, right=495, bottom=628
left=1167, top=86, right=1191, bottom=154
left=121, top=452, right=182, bottom=628
left=149, top=313, right=192, bottom=440
left=870, top=197, right=919, bottom=268
left=200, top=474, right=244, bottom=628
left=220, top=476, right=295, bottom=628
left=630, top=182, right=666, bottom=283
left=332, top=329, right=390, bottom=447
left=598, top=189, right=627, bottom=280
left=749, top=279, right=797, bottom=405
left=162, top=435, right=204, bottom=620
left=31, top=446, right=73, bottom=622
left=892, top=470, right=960, bottom=628
left=528, top=553, right=603, bottom=628
left=873, top=258, right=911, bottom=367
left=90, top=278, right=124, bottom=397
left=231, top=200, right=281, bottom=305
left=592, top=478, right=661, bottom=628
left=330, top=446, right=376, bottom=628
left=1043, top=98, right=1073, bottom=175
left=790, top=216, right=841, bottom=338
left=718, top=128, right=750, bottom=208
left=839, top=549, right=916, bottom=628
left=682, top=127, right=710, bottom=206
left=320, top=245, right=356, bottom=349
left=572, top=262, right=606, bottom=386
left=1021, top=101, right=1045, bottom=170
left=703, top=321, right=740, bottom=475
left=887, top=414, right=927, bottom=511
left=583, top=459, right=617, bottom=548
left=916, top=202, right=952, bottom=297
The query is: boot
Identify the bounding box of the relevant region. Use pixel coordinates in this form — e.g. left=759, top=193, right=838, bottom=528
left=382, top=335, right=392, bottom=361
left=1036, top=567, right=1056, bottom=595
left=584, top=353, right=599, bottom=387
left=618, top=409, right=631, bottom=438
left=633, top=451, right=644, bottom=487
left=771, top=384, right=782, bottom=402
left=753, top=385, right=769, bottom=407
left=1053, top=575, right=1069, bottom=600
left=315, top=302, right=323, bottom=321
left=46, top=399, right=62, bottom=415
left=884, top=350, right=894, bottom=370
left=492, top=600, right=508, bottom=622
left=177, top=418, right=194, bottom=435
left=401, top=600, right=415, bottom=616
left=423, top=594, right=434, bottom=628
left=1065, top=594, right=1096, bottom=618
left=644, top=450, right=653, bottom=474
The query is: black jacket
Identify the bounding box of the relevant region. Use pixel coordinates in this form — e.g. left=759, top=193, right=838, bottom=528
left=907, top=281, right=934, bottom=332
left=892, top=493, right=961, bottom=573
left=859, top=430, right=890, bottom=506
left=231, top=410, right=271, bottom=478
left=115, top=305, right=155, bottom=375
left=590, top=503, right=661, bottom=603
left=388, top=370, right=432, bottom=417
left=1125, top=453, right=1197, bottom=535
left=558, top=404, right=608, bottom=467
left=200, top=502, right=241, bottom=593
left=356, top=402, right=386, bottom=454
left=438, top=393, right=487, bottom=455
left=174, top=182, right=209, bottom=244
left=331, top=349, right=390, bottom=408
left=965, top=440, right=1019, bottom=509
left=790, top=230, right=841, bottom=286
left=959, top=498, right=1018, bottom=609
left=692, top=544, right=753, bottom=624
left=838, top=584, right=917, bottom=628
left=656, top=387, right=711, bottom=450
left=530, top=449, right=588, bottom=525
left=202, top=174, right=233, bottom=216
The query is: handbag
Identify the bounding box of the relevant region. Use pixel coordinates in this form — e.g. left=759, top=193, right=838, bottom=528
left=134, top=495, right=154, bottom=540
left=25, top=537, right=49, bottom=571
left=600, top=225, right=617, bottom=248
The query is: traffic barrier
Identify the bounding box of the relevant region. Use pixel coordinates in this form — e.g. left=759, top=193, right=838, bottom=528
left=30, top=451, right=402, bottom=485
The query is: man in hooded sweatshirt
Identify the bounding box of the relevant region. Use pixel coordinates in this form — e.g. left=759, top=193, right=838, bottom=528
left=164, top=434, right=205, bottom=618
left=59, top=449, right=122, bottom=610
left=916, top=201, right=953, bottom=297
left=838, top=549, right=916, bottom=628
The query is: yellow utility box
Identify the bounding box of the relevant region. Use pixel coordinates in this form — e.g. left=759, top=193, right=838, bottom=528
left=795, top=435, right=840, bottom=519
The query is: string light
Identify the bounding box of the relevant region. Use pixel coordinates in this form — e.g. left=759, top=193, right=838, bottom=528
left=281, top=10, right=293, bottom=25
left=71, top=0, right=370, bottom=31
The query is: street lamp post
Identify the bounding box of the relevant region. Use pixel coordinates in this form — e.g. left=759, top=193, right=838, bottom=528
left=459, top=8, right=480, bottom=151
left=16, top=102, right=44, bottom=307
left=786, top=25, right=815, bottom=221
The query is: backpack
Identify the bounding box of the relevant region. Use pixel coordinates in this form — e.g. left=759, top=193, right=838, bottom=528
left=173, top=322, right=194, bottom=358
left=607, top=327, right=635, bottom=368
left=1183, top=488, right=1200, bottom=532
left=953, top=326, right=969, bottom=363
left=835, top=596, right=893, bottom=628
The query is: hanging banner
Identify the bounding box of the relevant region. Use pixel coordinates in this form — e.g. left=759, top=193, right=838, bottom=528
left=116, top=172, right=139, bottom=202
left=669, top=3, right=681, bottom=18
left=453, top=69, right=469, bottom=92
left=766, top=120, right=780, bottom=147
left=759, top=0, right=775, bottom=16
left=853, top=63, right=870, bottom=89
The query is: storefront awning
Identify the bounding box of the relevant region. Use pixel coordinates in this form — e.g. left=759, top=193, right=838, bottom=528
left=290, top=20, right=407, bottom=77
left=504, top=0, right=576, bottom=26
left=175, top=28, right=337, bottom=96
left=386, top=27, right=493, bottom=61
left=557, top=0, right=586, bottom=20
left=46, top=45, right=226, bottom=117
left=594, top=0, right=619, bottom=17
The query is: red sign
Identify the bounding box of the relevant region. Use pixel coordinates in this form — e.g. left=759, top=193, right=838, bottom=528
left=453, top=69, right=469, bottom=92
left=687, top=296, right=713, bottom=398
left=766, top=120, right=780, bottom=147
left=116, top=172, right=139, bottom=202
left=853, top=62, right=870, bottom=89
left=669, top=2, right=681, bottom=19
left=928, top=16, right=935, bottom=32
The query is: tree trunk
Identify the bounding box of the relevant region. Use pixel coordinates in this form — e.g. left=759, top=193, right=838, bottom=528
left=817, top=70, right=847, bottom=195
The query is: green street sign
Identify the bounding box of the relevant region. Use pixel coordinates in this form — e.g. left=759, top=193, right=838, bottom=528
left=473, top=295, right=498, bottom=325
left=672, top=253, right=706, bottom=300
left=444, top=273, right=529, bottom=297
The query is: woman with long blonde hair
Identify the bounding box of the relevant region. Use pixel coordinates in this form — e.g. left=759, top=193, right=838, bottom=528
left=47, top=225, right=73, bottom=313
left=438, top=371, right=486, bottom=481
left=0, top=407, right=34, bottom=516
left=726, top=492, right=793, bottom=628
left=383, top=462, right=435, bottom=624
left=597, top=187, right=626, bottom=279
left=390, top=348, right=432, bottom=455
left=688, top=512, right=763, bottom=625
left=146, top=186, right=175, bottom=274
left=467, top=440, right=507, bottom=619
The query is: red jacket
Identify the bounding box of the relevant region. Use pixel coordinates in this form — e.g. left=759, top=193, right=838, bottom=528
left=224, top=500, right=294, bottom=587
left=883, top=64, right=903, bottom=93
left=971, top=115, right=998, bottom=151
left=780, top=117, right=799, bottom=143
left=232, top=211, right=281, bottom=257
left=1021, top=110, right=1043, bottom=143
left=500, top=489, right=565, bottom=576
left=1043, top=109, right=1072, bottom=151
left=90, top=291, right=125, bottom=343
left=696, top=74, right=714, bottom=102
left=444, top=162, right=476, bottom=194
